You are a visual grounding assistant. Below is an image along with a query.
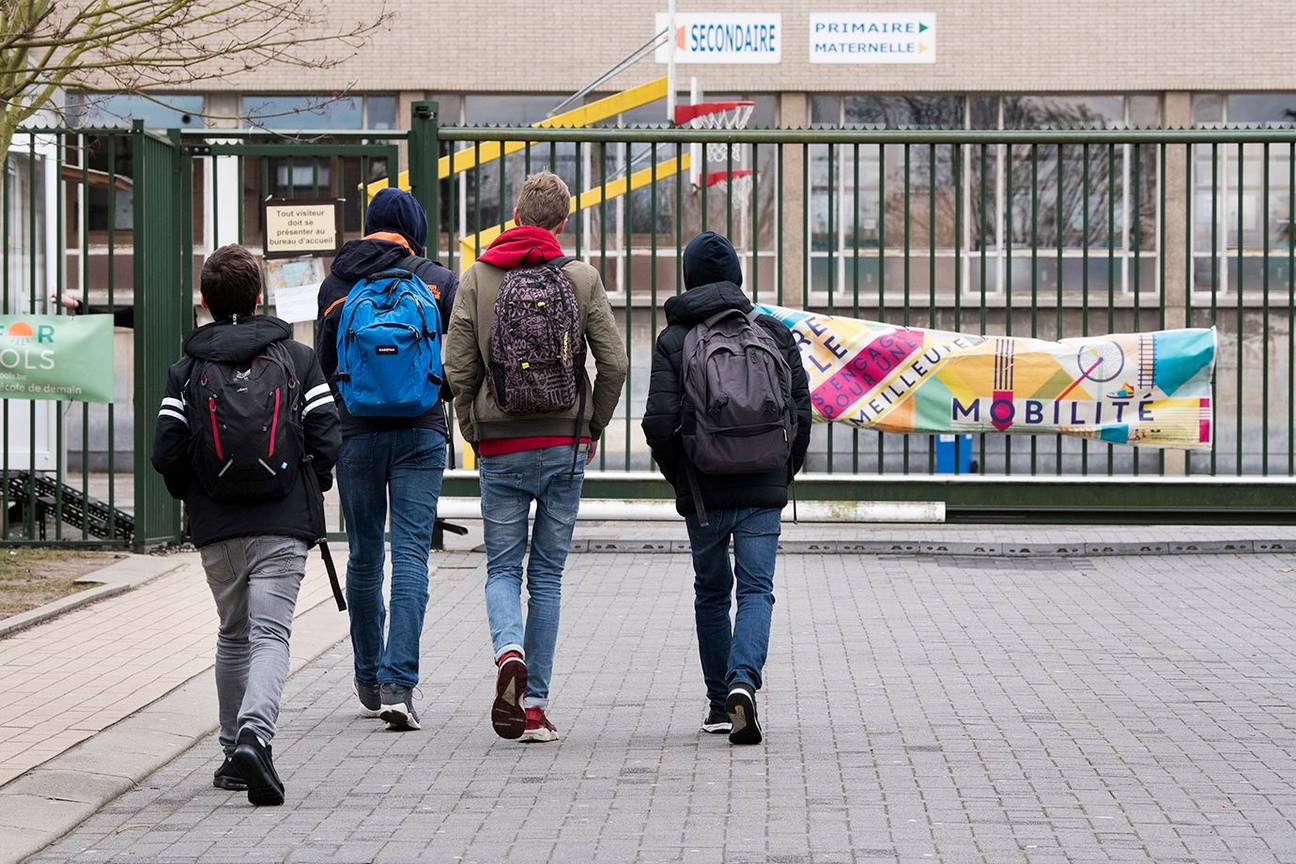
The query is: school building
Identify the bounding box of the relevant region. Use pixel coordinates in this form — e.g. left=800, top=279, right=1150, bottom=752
left=36, top=1, right=1296, bottom=473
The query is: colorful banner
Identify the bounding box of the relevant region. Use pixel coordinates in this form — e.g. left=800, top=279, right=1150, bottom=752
left=0, top=313, right=115, bottom=403
left=756, top=305, right=1215, bottom=449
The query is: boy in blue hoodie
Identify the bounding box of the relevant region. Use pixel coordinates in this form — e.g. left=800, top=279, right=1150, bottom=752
left=316, top=188, right=458, bottom=731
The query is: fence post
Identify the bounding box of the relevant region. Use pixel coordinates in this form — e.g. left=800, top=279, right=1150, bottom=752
left=131, top=122, right=184, bottom=548
left=408, top=101, right=440, bottom=255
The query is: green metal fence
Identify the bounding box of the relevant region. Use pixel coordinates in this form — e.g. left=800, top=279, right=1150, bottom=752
left=5, top=116, right=1296, bottom=549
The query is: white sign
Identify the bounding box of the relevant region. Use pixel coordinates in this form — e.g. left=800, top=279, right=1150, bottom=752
left=810, top=12, right=936, bottom=64
left=273, top=282, right=321, bottom=324
left=655, top=13, right=782, bottom=64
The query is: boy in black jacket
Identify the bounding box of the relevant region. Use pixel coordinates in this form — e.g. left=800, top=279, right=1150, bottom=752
left=641, top=231, right=812, bottom=746
left=151, top=244, right=340, bottom=805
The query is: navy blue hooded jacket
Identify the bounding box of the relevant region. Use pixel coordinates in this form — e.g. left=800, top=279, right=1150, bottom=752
left=316, top=192, right=457, bottom=439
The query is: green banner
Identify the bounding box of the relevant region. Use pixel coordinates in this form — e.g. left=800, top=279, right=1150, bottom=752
left=0, top=313, right=115, bottom=403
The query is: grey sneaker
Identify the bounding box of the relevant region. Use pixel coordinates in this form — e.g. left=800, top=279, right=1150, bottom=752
left=355, top=680, right=381, bottom=718
left=379, top=683, right=421, bottom=731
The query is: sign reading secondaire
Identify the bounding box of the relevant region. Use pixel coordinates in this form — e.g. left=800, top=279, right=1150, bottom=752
left=654, top=13, right=782, bottom=64
left=810, top=12, right=936, bottom=64
left=0, top=313, right=114, bottom=403
left=263, top=198, right=342, bottom=258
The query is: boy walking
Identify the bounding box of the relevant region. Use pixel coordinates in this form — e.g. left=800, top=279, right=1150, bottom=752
left=641, top=231, right=811, bottom=745
left=152, top=244, right=341, bottom=804
left=445, top=171, right=627, bottom=742
left=316, top=188, right=457, bottom=731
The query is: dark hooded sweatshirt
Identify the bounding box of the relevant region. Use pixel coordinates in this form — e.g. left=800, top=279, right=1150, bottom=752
left=150, top=315, right=341, bottom=548
left=315, top=236, right=458, bottom=439
left=641, top=281, right=812, bottom=517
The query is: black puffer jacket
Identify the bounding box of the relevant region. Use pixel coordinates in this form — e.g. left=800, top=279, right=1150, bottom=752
left=150, top=316, right=341, bottom=548
left=641, top=281, right=812, bottom=517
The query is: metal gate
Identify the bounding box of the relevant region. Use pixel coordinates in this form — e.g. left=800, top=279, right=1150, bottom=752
left=6, top=110, right=1296, bottom=550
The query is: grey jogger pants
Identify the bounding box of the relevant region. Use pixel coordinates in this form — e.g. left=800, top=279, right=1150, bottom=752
left=200, top=535, right=307, bottom=753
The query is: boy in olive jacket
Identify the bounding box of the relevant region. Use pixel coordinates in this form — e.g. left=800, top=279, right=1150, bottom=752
left=445, top=171, right=628, bottom=743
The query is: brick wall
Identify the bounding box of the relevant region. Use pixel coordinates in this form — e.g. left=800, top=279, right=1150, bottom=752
left=210, top=0, right=1296, bottom=95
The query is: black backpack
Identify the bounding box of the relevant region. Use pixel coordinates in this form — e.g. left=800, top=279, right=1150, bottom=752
left=185, top=340, right=303, bottom=503
left=680, top=309, right=796, bottom=524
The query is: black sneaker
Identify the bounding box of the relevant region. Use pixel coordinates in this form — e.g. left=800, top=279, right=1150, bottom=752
left=230, top=729, right=284, bottom=806
left=212, top=754, right=247, bottom=791
left=355, top=680, right=382, bottom=718
left=726, top=684, right=762, bottom=745
left=701, top=703, right=732, bottom=735
left=379, top=683, right=421, bottom=731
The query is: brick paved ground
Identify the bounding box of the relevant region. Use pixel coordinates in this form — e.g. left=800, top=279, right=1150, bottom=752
left=31, top=549, right=1296, bottom=863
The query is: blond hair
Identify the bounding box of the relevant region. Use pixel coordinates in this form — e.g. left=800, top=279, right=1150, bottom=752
left=515, top=171, right=571, bottom=231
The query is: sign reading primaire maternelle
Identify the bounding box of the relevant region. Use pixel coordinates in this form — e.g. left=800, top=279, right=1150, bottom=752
left=810, top=12, right=936, bottom=64
left=262, top=198, right=342, bottom=259
left=654, top=13, right=781, bottom=64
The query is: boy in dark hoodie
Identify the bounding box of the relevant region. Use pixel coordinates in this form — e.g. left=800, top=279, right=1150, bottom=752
left=641, top=231, right=812, bottom=746
left=316, top=188, right=457, bottom=731
left=152, top=244, right=341, bottom=804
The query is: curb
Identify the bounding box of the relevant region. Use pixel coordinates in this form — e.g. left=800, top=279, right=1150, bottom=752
left=1, top=587, right=351, bottom=864
left=0, top=554, right=185, bottom=640
left=543, top=538, right=1296, bottom=557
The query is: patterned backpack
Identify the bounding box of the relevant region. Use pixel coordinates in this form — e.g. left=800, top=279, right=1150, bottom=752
left=488, top=257, right=585, bottom=415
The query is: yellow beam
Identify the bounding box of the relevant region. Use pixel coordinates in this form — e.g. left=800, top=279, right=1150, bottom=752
left=364, top=77, right=668, bottom=200
left=459, top=151, right=691, bottom=270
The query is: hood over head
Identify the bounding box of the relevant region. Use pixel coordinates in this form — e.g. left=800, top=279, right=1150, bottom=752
left=682, top=231, right=743, bottom=290
left=365, top=187, right=428, bottom=256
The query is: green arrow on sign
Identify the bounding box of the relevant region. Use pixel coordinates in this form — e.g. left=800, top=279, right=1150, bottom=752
left=919, top=22, right=929, bottom=32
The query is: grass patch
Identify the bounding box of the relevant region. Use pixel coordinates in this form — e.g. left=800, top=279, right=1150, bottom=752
left=0, top=549, right=125, bottom=620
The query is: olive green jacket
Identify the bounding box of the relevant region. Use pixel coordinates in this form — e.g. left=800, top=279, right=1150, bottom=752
left=444, top=258, right=629, bottom=443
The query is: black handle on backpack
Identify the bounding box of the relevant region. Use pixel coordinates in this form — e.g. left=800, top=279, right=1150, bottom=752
left=302, top=455, right=346, bottom=612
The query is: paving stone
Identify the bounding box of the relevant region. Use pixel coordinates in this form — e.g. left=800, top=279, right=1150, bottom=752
left=26, top=549, right=1296, bottom=863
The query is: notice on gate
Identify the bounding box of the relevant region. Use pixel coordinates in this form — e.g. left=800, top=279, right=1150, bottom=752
left=263, top=198, right=341, bottom=258
left=810, top=12, right=936, bottom=64
left=756, top=305, right=1215, bottom=450
left=0, top=313, right=114, bottom=403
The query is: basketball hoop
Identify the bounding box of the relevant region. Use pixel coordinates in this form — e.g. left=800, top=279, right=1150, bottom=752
left=673, top=101, right=755, bottom=167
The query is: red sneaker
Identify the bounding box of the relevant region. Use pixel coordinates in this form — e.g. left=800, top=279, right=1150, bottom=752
left=520, top=706, right=559, bottom=743
left=491, top=652, right=527, bottom=740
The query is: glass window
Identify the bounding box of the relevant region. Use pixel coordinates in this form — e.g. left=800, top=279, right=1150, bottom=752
left=67, top=93, right=204, bottom=128
left=809, top=94, right=1161, bottom=302
left=67, top=95, right=206, bottom=234
left=242, top=95, right=363, bottom=129
left=366, top=95, right=398, bottom=130
left=1189, top=94, right=1296, bottom=296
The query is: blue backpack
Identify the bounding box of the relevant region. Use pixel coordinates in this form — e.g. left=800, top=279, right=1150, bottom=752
left=335, top=257, right=444, bottom=417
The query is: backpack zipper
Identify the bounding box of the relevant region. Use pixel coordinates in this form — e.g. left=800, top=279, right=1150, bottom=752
left=208, top=397, right=224, bottom=460
left=268, top=387, right=281, bottom=458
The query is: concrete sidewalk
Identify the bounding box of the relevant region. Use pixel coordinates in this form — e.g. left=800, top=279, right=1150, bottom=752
left=25, top=536, right=1296, bottom=864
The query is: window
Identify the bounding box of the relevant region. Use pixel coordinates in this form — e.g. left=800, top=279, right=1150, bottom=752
left=66, top=94, right=206, bottom=233
left=240, top=95, right=397, bottom=130
left=809, top=94, right=1161, bottom=303
left=1190, top=93, right=1296, bottom=297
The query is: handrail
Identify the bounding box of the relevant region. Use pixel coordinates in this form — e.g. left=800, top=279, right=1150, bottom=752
left=438, top=125, right=1296, bottom=145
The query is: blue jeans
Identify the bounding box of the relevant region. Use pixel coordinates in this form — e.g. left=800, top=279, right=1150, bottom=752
left=336, top=428, right=446, bottom=689
left=480, top=444, right=587, bottom=709
left=685, top=507, right=781, bottom=710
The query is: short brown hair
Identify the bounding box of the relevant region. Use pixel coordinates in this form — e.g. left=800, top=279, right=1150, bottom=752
left=514, top=171, right=571, bottom=231
left=201, top=244, right=262, bottom=319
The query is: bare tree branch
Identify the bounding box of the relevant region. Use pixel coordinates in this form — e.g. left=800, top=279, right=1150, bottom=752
left=0, top=0, right=391, bottom=153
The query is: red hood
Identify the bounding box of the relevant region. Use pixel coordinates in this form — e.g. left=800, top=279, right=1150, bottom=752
left=478, top=225, right=565, bottom=268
